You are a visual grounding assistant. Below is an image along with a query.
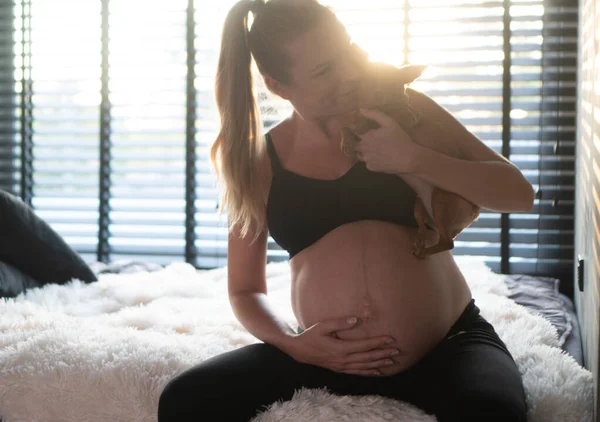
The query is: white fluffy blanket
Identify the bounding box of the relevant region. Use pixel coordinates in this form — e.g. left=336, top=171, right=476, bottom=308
left=0, top=257, right=593, bottom=422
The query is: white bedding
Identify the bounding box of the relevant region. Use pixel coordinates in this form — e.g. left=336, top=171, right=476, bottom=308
left=0, top=256, right=593, bottom=421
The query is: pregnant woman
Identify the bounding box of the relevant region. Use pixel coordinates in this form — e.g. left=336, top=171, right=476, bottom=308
left=158, top=0, right=533, bottom=420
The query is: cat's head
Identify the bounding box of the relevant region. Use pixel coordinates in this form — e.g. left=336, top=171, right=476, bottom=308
left=337, top=52, right=427, bottom=159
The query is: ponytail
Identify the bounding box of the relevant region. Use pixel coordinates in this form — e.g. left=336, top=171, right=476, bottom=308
left=210, top=0, right=341, bottom=241
left=210, top=0, right=268, bottom=241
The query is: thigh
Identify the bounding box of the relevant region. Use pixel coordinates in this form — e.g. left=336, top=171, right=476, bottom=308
left=158, top=343, right=301, bottom=421
left=401, top=317, right=528, bottom=422
left=158, top=342, right=380, bottom=422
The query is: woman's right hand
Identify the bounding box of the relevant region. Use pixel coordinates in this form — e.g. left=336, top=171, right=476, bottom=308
left=283, top=316, right=402, bottom=376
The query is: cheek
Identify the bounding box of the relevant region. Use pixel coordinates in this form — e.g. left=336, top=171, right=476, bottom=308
left=288, top=94, right=314, bottom=119
left=292, top=80, right=343, bottom=119
left=300, top=85, right=329, bottom=109
left=311, top=80, right=341, bottom=108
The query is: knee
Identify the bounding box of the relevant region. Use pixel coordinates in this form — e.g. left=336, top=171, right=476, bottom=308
left=157, top=343, right=286, bottom=421
left=157, top=370, right=209, bottom=422
left=157, top=376, right=184, bottom=422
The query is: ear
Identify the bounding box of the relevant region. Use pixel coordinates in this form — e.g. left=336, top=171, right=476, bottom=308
left=350, top=42, right=370, bottom=63
left=264, top=75, right=291, bottom=101
left=395, top=64, right=428, bottom=85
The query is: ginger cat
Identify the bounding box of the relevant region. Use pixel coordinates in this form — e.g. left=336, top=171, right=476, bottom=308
left=337, top=45, right=481, bottom=259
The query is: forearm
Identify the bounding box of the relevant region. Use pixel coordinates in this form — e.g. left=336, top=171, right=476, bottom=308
left=229, top=292, right=296, bottom=352
left=410, top=146, right=535, bottom=213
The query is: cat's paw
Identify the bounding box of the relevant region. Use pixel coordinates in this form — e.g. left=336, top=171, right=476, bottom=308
left=411, top=246, right=426, bottom=259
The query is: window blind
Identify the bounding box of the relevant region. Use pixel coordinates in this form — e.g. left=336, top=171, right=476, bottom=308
left=0, top=0, right=17, bottom=194
left=13, top=0, right=101, bottom=262
left=3, top=0, right=577, bottom=289
left=193, top=0, right=233, bottom=269
left=107, top=0, right=188, bottom=265
left=509, top=0, right=576, bottom=288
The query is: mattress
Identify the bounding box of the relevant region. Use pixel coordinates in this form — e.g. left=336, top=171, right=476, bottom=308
left=0, top=257, right=593, bottom=421
left=89, top=260, right=586, bottom=366
left=1, top=259, right=582, bottom=368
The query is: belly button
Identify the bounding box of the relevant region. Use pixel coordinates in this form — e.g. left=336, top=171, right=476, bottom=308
left=360, top=304, right=373, bottom=319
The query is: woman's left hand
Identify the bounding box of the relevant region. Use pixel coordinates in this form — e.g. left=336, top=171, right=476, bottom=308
left=354, top=108, right=422, bottom=174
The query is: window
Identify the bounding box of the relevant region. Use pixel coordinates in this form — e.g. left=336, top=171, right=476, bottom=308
left=1, top=0, right=577, bottom=287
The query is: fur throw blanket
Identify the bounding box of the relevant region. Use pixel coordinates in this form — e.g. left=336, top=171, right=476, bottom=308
left=0, top=257, right=593, bottom=421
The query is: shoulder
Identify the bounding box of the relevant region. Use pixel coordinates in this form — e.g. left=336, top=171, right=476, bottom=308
left=266, top=118, right=293, bottom=149
left=258, top=119, right=293, bottom=194
left=405, top=87, right=506, bottom=163
left=263, top=118, right=295, bottom=165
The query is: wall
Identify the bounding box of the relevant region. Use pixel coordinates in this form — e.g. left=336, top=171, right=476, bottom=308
left=575, top=0, right=600, bottom=419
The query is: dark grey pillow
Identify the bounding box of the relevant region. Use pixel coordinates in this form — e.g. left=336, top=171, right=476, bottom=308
left=0, top=190, right=97, bottom=288
left=503, top=273, right=572, bottom=347
left=0, top=260, right=42, bottom=298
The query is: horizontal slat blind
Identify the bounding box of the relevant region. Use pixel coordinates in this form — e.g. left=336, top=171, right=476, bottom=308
left=0, top=1, right=17, bottom=194
left=508, top=0, right=576, bottom=282
left=197, top=0, right=508, bottom=266
left=27, top=0, right=101, bottom=263
left=3, top=0, right=576, bottom=280
left=108, top=0, right=188, bottom=264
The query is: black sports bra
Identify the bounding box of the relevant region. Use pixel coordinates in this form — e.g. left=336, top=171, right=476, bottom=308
left=265, top=131, right=419, bottom=258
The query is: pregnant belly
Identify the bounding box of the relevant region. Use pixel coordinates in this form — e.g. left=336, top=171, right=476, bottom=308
left=290, top=220, right=472, bottom=375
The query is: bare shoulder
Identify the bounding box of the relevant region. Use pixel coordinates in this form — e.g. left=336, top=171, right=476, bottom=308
left=265, top=118, right=294, bottom=156
left=259, top=119, right=293, bottom=195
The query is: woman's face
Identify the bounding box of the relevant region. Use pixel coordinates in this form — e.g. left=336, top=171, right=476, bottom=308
left=270, top=23, right=366, bottom=121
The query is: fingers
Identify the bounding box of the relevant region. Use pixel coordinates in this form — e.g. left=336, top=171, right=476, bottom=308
left=310, top=317, right=403, bottom=377
left=340, top=336, right=395, bottom=354
left=359, top=108, right=396, bottom=128
left=316, top=316, right=360, bottom=335
left=342, top=126, right=360, bottom=143
left=343, top=347, right=402, bottom=365
left=335, top=350, right=400, bottom=376
left=343, top=358, right=396, bottom=371
left=342, top=369, right=383, bottom=377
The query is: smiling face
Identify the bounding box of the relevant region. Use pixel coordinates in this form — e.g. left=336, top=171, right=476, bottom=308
left=268, top=22, right=368, bottom=122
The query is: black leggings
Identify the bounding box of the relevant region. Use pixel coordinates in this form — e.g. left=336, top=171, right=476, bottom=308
left=158, top=299, right=528, bottom=422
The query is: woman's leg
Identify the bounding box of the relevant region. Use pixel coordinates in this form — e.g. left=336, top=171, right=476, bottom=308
left=158, top=343, right=295, bottom=421
left=158, top=300, right=527, bottom=422
left=157, top=342, right=385, bottom=422
left=376, top=301, right=528, bottom=422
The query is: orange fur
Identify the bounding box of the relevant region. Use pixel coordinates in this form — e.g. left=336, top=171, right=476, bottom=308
left=339, top=49, right=481, bottom=259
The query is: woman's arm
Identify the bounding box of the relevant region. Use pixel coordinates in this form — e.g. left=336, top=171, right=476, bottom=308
left=406, top=88, right=535, bottom=213
left=228, top=223, right=296, bottom=351
left=412, top=148, right=534, bottom=213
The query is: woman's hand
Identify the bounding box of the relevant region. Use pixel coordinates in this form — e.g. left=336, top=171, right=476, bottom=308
left=354, top=108, right=422, bottom=175
left=283, top=316, right=402, bottom=376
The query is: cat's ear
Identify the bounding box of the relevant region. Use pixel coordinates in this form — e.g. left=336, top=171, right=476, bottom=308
left=350, top=42, right=369, bottom=61
left=396, top=64, right=428, bottom=85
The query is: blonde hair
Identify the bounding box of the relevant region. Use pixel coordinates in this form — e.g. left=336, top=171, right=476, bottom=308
left=210, top=0, right=343, bottom=241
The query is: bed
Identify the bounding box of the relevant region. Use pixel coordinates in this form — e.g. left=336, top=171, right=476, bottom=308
left=0, top=256, right=594, bottom=421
